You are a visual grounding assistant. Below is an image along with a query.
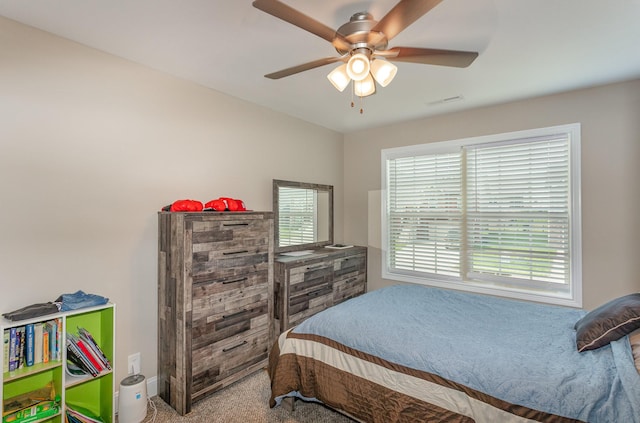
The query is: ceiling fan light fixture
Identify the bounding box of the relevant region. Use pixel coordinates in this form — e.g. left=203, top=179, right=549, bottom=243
left=354, top=73, right=376, bottom=97
left=254, top=0, right=480, bottom=111
left=346, top=53, right=371, bottom=81
left=370, top=59, right=398, bottom=87
left=327, top=64, right=350, bottom=92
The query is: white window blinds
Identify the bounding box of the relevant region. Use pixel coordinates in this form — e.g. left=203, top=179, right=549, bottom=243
left=387, top=152, right=462, bottom=278
left=383, top=124, right=581, bottom=306
left=278, top=187, right=317, bottom=247
left=465, top=136, right=571, bottom=290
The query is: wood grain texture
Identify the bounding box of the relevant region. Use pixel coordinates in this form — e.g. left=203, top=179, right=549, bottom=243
left=333, top=252, right=367, bottom=305
left=274, top=246, right=367, bottom=334
left=157, top=212, right=274, bottom=415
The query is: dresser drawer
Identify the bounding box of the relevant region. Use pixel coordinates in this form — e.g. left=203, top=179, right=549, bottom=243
left=287, top=261, right=333, bottom=327
left=191, top=215, right=272, bottom=243
left=191, top=218, right=271, bottom=281
left=288, top=286, right=333, bottom=327
left=333, top=252, right=366, bottom=304
left=333, top=272, right=366, bottom=304
left=334, top=252, right=366, bottom=280
left=288, top=261, right=333, bottom=297
left=191, top=326, right=270, bottom=400
left=191, top=285, right=270, bottom=350
left=191, top=270, right=269, bottom=321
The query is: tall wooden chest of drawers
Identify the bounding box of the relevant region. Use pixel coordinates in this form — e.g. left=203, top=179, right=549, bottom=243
left=157, top=211, right=274, bottom=415
left=274, top=246, right=367, bottom=334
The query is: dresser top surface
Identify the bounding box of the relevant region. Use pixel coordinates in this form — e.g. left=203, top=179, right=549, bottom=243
left=158, top=211, right=273, bottom=217
left=275, top=246, right=366, bottom=264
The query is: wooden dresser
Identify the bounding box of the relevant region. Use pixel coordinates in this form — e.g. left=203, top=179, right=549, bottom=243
left=157, top=211, right=273, bottom=415
left=274, top=246, right=367, bottom=334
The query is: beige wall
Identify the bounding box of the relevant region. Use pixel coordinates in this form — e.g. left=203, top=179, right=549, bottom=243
left=0, top=17, right=344, bottom=387
left=345, top=79, right=640, bottom=310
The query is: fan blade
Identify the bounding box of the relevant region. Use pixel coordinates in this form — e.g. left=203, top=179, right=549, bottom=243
left=264, top=56, right=346, bottom=79
left=380, top=47, right=478, bottom=68
left=252, top=0, right=351, bottom=52
left=372, top=0, right=443, bottom=41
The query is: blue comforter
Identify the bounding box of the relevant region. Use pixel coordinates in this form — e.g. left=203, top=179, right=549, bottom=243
left=292, top=285, right=640, bottom=422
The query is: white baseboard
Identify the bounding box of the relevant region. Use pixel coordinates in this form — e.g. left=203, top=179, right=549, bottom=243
left=114, top=375, right=158, bottom=414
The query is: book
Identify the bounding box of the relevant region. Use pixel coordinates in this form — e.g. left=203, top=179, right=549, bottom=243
left=66, top=351, right=89, bottom=375
left=66, top=360, right=87, bottom=377
left=44, top=321, right=54, bottom=362
left=3, top=330, right=8, bottom=373
left=55, top=318, right=62, bottom=361
left=66, top=403, right=105, bottom=423
left=45, top=319, right=61, bottom=362
left=25, top=323, right=35, bottom=366
left=66, top=413, right=84, bottom=423
left=16, top=326, right=25, bottom=369
left=50, top=318, right=59, bottom=361
left=34, top=322, right=44, bottom=365
left=9, top=327, right=18, bottom=371
left=71, top=334, right=104, bottom=372
left=66, top=338, right=98, bottom=377
left=3, top=330, right=7, bottom=372
left=43, top=328, right=50, bottom=363
left=77, top=327, right=111, bottom=370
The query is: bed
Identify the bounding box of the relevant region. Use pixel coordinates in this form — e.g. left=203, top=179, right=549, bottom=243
left=268, top=284, right=640, bottom=422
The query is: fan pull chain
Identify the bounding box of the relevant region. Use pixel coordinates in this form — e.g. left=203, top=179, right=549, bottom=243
left=348, top=82, right=364, bottom=114
left=350, top=82, right=355, bottom=108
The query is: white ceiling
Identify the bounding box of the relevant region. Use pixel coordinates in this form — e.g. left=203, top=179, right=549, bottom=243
left=2, top=0, right=639, bottom=133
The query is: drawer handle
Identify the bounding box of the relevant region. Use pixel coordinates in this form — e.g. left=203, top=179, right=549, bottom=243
left=223, top=277, right=248, bottom=285
left=307, top=291, right=321, bottom=297
left=306, top=264, right=325, bottom=270
left=223, top=340, right=248, bottom=352
left=223, top=309, right=247, bottom=320
left=223, top=250, right=249, bottom=256
left=223, top=223, right=249, bottom=227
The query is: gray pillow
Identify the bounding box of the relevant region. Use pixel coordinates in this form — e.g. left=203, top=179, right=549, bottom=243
left=574, top=293, right=640, bottom=352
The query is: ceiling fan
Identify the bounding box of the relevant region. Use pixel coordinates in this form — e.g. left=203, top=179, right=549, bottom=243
left=252, top=0, right=479, bottom=101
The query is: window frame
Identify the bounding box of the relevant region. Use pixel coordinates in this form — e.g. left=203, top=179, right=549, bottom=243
left=381, top=123, right=582, bottom=307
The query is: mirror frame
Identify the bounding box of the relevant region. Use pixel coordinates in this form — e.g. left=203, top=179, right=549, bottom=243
left=273, top=179, right=334, bottom=254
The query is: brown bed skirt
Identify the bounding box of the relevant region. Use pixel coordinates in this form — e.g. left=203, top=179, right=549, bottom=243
left=268, top=331, right=582, bottom=423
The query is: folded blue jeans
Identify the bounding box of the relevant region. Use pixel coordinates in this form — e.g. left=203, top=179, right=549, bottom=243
left=56, top=290, right=109, bottom=312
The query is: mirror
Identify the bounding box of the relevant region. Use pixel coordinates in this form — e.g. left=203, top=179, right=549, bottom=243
left=273, top=179, right=333, bottom=253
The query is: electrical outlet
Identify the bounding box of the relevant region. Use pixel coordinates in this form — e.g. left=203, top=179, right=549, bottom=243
left=127, top=352, right=141, bottom=375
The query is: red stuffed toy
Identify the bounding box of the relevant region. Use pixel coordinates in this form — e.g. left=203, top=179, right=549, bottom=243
left=221, top=197, right=246, bottom=211
left=205, top=198, right=227, bottom=211
left=163, top=198, right=246, bottom=212
left=162, top=199, right=204, bottom=212
left=204, top=197, right=247, bottom=212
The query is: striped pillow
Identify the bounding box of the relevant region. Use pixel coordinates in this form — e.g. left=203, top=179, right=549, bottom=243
left=574, top=293, right=640, bottom=352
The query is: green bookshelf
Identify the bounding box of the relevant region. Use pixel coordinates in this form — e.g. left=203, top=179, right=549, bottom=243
left=2, top=303, right=115, bottom=423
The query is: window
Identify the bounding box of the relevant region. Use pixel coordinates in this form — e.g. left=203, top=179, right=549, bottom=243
left=277, top=186, right=318, bottom=247
left=382, top=124, right=582, bottom=307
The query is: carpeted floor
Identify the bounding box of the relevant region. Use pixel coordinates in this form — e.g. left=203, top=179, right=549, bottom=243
left=138, top=369, right=354, bottom=422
